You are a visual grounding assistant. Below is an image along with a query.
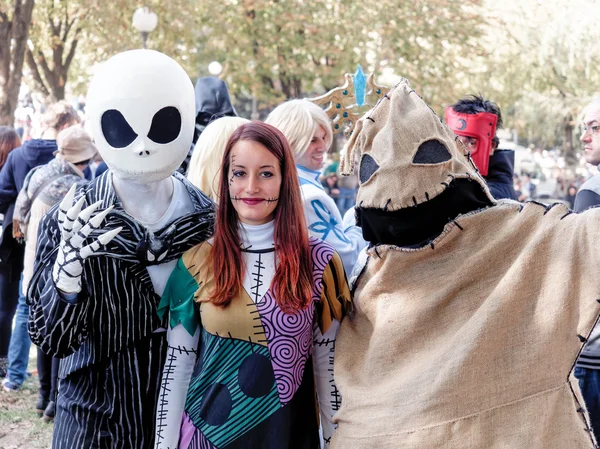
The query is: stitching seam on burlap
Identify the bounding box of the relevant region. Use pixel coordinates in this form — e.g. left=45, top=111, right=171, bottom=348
left=565, top=298, right=600, bottom=448
left=362, top=173, right=471, bottom=212
left=369, top=201, right=521, bottom=254
left=336, top=382, right=572, bottom=438
left=568, top=380, right=596, bottom=448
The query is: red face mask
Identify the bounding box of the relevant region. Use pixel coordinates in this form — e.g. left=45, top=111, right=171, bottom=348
left=445, top=108, right=498, bottom=176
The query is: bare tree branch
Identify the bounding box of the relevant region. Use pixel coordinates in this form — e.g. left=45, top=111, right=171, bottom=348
left=25, top=48, right=51, bottom=97
left=36, top=49, right=55, bottom=88
left=64, top=29, right=80, bottom=70
left=63, top=0, right=68, bottom=40
left=48, top=0, right=58, bottom=36
left=63, top=15, right=75, bottom=42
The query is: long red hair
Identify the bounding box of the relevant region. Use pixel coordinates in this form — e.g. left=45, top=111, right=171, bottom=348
left=211, top=121, right=312, bottom=313
left=0, top=126, right=21, bottom=170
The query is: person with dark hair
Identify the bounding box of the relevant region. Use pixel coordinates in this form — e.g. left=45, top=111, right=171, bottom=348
left=155, top=122, right=351, bottom=449
left=1, top=102, right=80, bottom=394
left=575, top=98, right=600, bottom=211
left=0, top=126, right=21, bottom=378
left=446, top=94, right=518, bottom=200
left=572, top=97, right=600, bottom=443
left=565, top=184, right=578, bottom=209
left=0, top=126, right=21, bottom=171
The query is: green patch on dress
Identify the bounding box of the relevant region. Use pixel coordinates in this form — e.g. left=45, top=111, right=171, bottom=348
left=157, top=257, right=200, bottom=336
left=185, top=331, right=280, bottom=447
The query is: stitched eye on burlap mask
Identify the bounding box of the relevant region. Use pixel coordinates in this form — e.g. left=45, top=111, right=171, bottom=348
left=412, top=139, right=452, bottom=165
left=359, top=153, right=380, bottom=185
left=147, top=106, right=182, bottom=144
left=101, top=110, right=138, bottom=148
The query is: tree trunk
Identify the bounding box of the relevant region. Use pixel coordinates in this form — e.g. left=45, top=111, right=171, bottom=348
left=0, top=0, right=35, bottom=125
left=563, top=112, right=577, bottom=170
left=25, top=1, right=82, bottom=103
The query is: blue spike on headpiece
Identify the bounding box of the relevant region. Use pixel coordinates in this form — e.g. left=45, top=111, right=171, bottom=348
left=354, top=65, right=366, bottom=107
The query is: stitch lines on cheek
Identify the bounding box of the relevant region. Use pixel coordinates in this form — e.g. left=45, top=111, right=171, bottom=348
left=227, top=140, right=282, bottom=225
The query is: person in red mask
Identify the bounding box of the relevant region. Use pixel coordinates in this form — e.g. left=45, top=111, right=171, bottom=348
left=446, top=95, right=518, bottom=200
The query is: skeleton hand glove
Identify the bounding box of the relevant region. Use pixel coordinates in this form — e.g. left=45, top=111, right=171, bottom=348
left=52, top=185, right=122, bottom=294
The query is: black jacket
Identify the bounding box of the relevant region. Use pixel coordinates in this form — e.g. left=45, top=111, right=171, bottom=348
left=485, top=149, right=518, bottom=201
left=193, top=76, right=237, bottom=143
left=178, top=77, right=238, bottom=175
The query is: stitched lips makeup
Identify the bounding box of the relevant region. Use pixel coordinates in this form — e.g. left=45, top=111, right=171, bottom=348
left=241, top=198, right=265, bottom=205
left=231, top=197, right=279, bottom=205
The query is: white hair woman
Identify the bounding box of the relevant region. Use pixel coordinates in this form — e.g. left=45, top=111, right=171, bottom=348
left=266, top=99, right=365, bottom=275
left=186, top=116, right=249, bottom=201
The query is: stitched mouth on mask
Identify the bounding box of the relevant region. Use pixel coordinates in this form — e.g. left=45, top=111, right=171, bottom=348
left=105, top=157, right=182, bottom=175
left=357, top=178, right=492, bottom=248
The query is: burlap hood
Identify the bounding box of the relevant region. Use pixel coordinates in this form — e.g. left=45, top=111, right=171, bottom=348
left=340, top=80, right=494, bottom=210
left=332, top=78, right=600, bottom=448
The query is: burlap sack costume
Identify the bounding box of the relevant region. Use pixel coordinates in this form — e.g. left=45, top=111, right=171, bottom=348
left=332, top=80, right=600, bottom=448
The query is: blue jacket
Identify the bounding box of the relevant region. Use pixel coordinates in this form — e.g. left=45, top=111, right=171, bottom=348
left=0, top=139, right=58, bottom=215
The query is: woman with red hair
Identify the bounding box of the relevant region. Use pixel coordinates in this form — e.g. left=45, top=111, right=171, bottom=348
left=155, top=122, right=351, bottom=449
left=0, top=126, right=21, bottom=377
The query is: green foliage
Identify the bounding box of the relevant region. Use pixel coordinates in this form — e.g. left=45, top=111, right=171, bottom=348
left=191, top=0, right=487, bottom=107
left=16, top=0, right=600, bottom=154
left=465, top=0, right=600, bottom=153
left=26, top=0, right=202, bottom=96
left=26, top=0, right=487, bottom=109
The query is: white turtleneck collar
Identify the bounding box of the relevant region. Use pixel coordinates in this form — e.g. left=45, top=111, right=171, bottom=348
left=239, top=220, right=275, bottom=252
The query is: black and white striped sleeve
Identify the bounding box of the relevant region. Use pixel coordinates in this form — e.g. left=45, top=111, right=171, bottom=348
left=27, top=205, right=91, bottom=358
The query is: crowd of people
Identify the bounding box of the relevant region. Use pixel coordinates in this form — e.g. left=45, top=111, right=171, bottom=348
left=0, top=48, right=600, bottom=449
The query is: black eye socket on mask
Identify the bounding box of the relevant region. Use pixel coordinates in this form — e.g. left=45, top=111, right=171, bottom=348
left=101, top=110, right=138, bottom=148
left=147, top=106, right=182, bottom=144
left=412, top=139, right=452, bottom=164
left=359, top=153, right=380, bottom=184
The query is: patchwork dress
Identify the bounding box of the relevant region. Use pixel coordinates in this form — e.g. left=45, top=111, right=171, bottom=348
left=156, top=221, right=351, bottom=449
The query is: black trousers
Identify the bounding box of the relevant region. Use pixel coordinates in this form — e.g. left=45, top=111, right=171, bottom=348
left=0, top=243, right=24, bottom=358
left=38, top=348, right=59, bottom=401
left=52, top=333, right=167, bottom=449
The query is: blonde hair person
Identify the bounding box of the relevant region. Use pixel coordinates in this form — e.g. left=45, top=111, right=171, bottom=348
left=266, top=99, right=366, bottom=277
left=186, top=116, right=249, bottom=201
left=265, top=99, right=333, bottom=160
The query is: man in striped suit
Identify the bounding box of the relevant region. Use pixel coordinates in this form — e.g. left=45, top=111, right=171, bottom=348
left=28, top=50, right=214, bottom=448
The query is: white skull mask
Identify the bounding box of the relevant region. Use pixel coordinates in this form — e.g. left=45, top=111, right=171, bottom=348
left=86, top=50, right=195, bottom=182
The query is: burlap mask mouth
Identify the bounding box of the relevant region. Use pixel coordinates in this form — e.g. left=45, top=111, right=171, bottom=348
left=340, top=80, right=495, bottom=212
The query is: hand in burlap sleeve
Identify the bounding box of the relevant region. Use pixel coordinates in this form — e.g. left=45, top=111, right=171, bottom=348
left=313, top=251, right=352, bottom=448
left=53, top=185, right=122, bottom=294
